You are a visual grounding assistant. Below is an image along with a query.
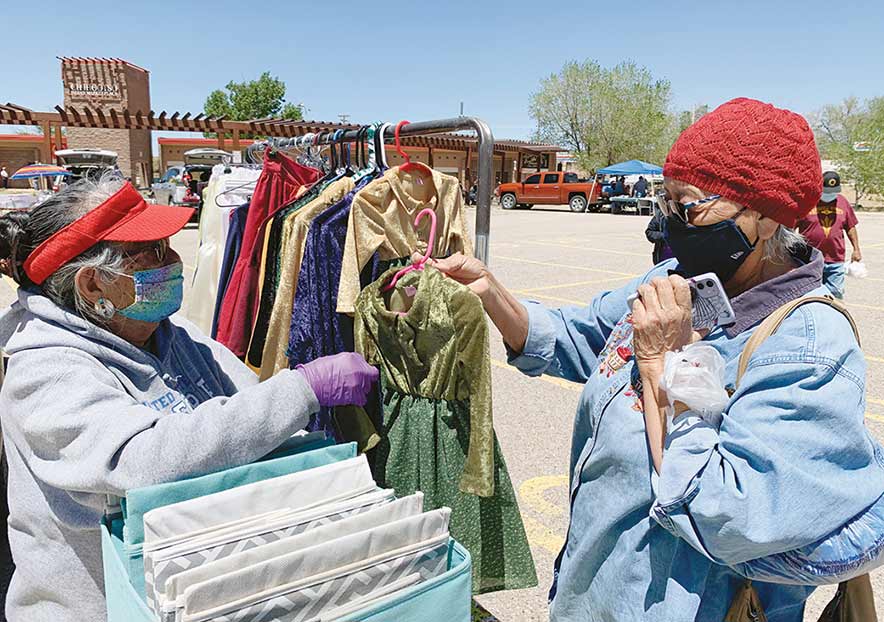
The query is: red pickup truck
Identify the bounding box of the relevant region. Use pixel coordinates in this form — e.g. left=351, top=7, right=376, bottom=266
left=496, top=171, right=603, bottom=212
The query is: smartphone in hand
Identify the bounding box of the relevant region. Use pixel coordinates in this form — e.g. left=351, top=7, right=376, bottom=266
left=687, top=273, right=736, bottom=330
left=627, top=272, right=735, bottom=331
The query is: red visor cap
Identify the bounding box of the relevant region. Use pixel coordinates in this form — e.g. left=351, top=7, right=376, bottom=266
left=23, top=182, right=194, bottom=285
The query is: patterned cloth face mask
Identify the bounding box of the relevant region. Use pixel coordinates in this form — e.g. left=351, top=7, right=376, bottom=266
left=116, top=262, right=185, bottom=322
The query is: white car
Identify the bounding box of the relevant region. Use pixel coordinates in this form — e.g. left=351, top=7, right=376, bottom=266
left=55, top=148, right=119, bottom=182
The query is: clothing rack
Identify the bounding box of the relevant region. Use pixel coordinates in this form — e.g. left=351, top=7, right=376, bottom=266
left=245, top=117, right=494, bottom=264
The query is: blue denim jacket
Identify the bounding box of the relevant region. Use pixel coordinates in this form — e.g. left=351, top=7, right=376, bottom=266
left=508, top=250, right=884, bottom=621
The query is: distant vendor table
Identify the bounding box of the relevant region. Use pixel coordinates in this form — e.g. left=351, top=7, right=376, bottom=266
left=609, top=196, right=654, bottom=216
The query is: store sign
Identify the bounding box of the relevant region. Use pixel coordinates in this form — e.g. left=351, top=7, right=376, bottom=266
left=68, top=83, right=120, bottom=96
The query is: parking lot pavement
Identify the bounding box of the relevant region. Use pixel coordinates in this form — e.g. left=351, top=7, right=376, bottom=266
left=2, top=207, right=884, bottom=620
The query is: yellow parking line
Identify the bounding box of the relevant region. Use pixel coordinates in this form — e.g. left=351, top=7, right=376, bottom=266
left=521, top=276, right=633, bottom=293
left=490, top=358, right=583, bottom=393
left=1, top=275, right=16, bottom=291
left=512, top=290, right=588, bottom=306
left=869, top=397, right=884, bottom=407
left=525, top=239, right=648, bottom=258
left=520, top=475, right=569, bottom=517
left=521, top=515, right=566, bottom=555
left=494, top=255, right=639, bottom=278
left=867, top=413, right=884, bottom=424
left=868, top=355, right=884, bottom=364
left=847, top=302, right=884, bottom=312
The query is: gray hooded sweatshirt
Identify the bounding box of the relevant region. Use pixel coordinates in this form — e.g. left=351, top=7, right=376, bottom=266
left=0, top=288, right=319, bottom=622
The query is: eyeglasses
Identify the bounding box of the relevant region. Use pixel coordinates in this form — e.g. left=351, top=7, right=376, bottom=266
left=123, top=239, right=168, bottom=265
left=657, top=193, right=722, bottom=223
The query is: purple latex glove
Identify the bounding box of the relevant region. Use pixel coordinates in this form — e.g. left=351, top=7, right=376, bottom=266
left=296, top=352, right=379, bottom=407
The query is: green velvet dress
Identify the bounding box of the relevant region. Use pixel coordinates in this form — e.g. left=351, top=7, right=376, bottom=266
left=354, top=266, right=537, bottom=594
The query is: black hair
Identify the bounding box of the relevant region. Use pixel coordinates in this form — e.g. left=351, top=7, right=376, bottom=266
left=0, top=210, right=31, bottom=284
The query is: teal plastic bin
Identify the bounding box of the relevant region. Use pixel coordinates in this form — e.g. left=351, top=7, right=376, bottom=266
left=101, top=438, right=472, bottom=622
left=102, top=521, right=472, bottom=622
left=120, top=440, right=349, bottom=600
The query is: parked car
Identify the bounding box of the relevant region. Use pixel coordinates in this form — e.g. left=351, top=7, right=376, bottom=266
left=55, top=148, right=119, bottom=182
left=151, top=148, right=230, bottom=220
left=495, top=171, right=604, bottom=212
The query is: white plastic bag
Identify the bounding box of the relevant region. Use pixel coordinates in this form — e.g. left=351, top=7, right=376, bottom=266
left=661, top=343, right=729, bottom=423
left=847, top=261, right=868, bottom=279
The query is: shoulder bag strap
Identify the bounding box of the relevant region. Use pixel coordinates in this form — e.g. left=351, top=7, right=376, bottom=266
left=732, top=296, right=874, bottom=622
left=737, top=296, right=859, bottom=387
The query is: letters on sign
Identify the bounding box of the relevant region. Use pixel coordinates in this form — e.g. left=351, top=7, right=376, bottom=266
left=68, top=83, right=120, bottom=96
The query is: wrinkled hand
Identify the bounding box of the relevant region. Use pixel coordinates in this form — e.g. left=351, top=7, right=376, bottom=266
left=852, top=249, right=863, bottom=263
left=420, top=252, right=492, bottom=298
left=297, top=353, right=379, bottom=407
left=631, top=275, right=695, bottom=374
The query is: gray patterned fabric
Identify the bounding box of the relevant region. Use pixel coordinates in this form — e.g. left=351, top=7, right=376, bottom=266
left=181, top=510, right=451, bottom=621
left=198, top=540, right=450, bottom=622
left=163, top=494, right=425, bottom=618
left=143, top=456, right=375, bottom=545
left=150, top=491, right=396, bottom=613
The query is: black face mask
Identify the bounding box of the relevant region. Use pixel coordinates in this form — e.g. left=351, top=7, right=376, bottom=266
left=664, top=215, right=757, bottom=283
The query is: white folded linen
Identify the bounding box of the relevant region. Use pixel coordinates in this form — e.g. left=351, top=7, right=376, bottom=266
left=143, top=455, right=375, bottom=544
left=150, top=488, right=401, bottom=616
left=163, top=492, right=424, bottom=617
left=180, top=509, right=451, bottom=622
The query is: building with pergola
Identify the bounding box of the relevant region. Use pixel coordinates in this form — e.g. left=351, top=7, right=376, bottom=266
left=0, top=57, right=565, bottom=188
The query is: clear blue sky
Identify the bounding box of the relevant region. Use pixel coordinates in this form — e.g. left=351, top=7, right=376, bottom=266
left=2, top=0, right=883, bottom=142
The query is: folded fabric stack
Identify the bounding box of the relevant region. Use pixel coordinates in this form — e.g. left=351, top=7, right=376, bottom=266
left=115, top=445, right=464, bottom=622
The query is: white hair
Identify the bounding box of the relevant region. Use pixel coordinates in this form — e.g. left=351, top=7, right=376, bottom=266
left=764, top=225, right=806, bottom=265
left=16, top=172, right=127, bottom=323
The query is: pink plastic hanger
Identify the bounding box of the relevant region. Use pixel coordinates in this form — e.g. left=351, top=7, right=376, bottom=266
left=382, top=208, right=437, bottom=292
left=393, top=121, right=434, bottom=175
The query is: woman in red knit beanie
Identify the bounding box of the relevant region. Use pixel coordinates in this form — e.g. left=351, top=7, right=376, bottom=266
left=426, top=96, right=884, bottom=620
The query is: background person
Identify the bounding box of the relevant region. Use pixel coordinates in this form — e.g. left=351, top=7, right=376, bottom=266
left=795, top=171, right=862, bottom=298
left=1, top=167, right=8, bottom=189
left=427, top=98, right=881, bottom=621
left=0, top=176, right=377, bottom=622
left=644, top=202, right=673, bottom=264
left=632, top=175, right=648, bottom=197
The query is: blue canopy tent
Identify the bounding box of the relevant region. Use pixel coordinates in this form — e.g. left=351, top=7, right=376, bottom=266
left=595, top=159, right=663, bottom=176
left=591, top=160, right=663, bottom=214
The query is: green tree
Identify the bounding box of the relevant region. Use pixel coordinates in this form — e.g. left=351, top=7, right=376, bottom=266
left=203, top=72, right=303, bottom=137
left=675, top=104, right=709, bottom=134
left=530, top=60, right=674, bottom=171
left=811, top=97, right=884, bottom=205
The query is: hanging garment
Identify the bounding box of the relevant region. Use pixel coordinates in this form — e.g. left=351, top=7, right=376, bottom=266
left=189, top=166, right=261, bottom=335
left=211, top=203, right=248, bottom=339
left=336, top=166, right=473, bottom=315
left=285, top=177, right=382, bottom=442
left=244, top=179, right=329, bottom=367
left=256, top=177, right=355, bottom=379
left=215, top=152, right=319, bottom=356
left=354, top=266, right=537, bottom=594
left=286, top=194, right=358, bottom=367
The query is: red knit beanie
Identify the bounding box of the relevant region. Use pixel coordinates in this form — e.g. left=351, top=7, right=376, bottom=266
left=663, top=97, right=822, bottom=227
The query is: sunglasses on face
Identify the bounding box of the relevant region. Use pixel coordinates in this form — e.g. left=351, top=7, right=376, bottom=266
left=657, top=193, right=723, bottom=223
left=123, top=239, right=169, bottom=265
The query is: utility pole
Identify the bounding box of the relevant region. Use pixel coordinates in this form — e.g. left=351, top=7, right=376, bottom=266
left=338, top=114, right=351, bottom=124
left=459, top=102, right=464, bottom=116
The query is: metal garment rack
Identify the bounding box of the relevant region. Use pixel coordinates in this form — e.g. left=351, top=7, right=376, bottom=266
left=245, top=117, right=494, bottom=264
